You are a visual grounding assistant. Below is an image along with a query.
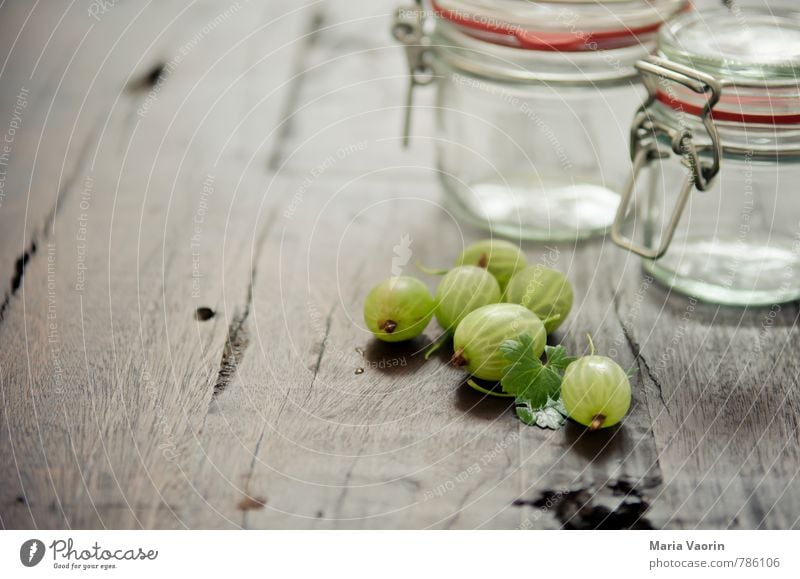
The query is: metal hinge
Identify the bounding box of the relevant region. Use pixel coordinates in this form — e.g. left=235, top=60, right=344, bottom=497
left=392, top=1, right=434, bottom=146
left=612, top=56, right=723, bottom=260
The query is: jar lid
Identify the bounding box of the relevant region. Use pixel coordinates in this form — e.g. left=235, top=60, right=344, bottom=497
left=655, top=8, right=800, bottom=125
left=660, top=8, right=800, bottom=82
left=432, top=0, right=688, bottom=51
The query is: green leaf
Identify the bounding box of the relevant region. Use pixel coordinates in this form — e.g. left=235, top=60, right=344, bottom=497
left=501, top=336, right=576, bottom=430
left=515, top=397, right=567, bottom=430
left=522, top=367, right=561, bottom=408
left=515, top=404, right=537, bottom=426
left=499, top=333, right=537, bottom=368
left=500, top=335, right=563, bottom=407
left=544, top=345, right=577, bottom=372
left=499, top=334, right=545, bottom=399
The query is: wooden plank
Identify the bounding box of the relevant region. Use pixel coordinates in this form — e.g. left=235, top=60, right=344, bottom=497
left=0, top=141, right=259, bottom=528
left=513, top=243, right=800, bottom=530
left=185, top=173, right=524, bottom=529
left=615, top=288, right=800, bottom=529
left=183, top=0, right=522, bottom=529
left=513, top=242, right=668, bottom=530
left=195, top=0, right=672, bottom=529
left=0, top=0, right=189, bottom=320
left=0, top=0, right=313, bottom=529
left=1, top=0, right=799, bottom=531
left=266, top=0, right=437, bottom=176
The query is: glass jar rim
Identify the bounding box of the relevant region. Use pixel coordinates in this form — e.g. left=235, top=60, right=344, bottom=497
left=653, top=8, right=800, bottom=128
left=433, top=0, right=688, bottom=51
left=431, top=20, right=652, bottom=84
left=659, top=8, right=800, bottom=84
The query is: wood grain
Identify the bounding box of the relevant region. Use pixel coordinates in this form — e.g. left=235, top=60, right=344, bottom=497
left=0, top=0, right=314, bottom=528
left=1, top=0, right=799, bottom=530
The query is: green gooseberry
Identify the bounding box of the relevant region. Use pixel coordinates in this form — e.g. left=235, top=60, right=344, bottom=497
left=363, top=276, right=434, bottom=342
left=452, top=303, right=546, bottom=381
left=454, top=239, right=527, bottom=290
left=505, top=265, right=573, bottom=333
left=435, top=266, right=501, bottom=332
left=561, top=349, right=631, bottom=430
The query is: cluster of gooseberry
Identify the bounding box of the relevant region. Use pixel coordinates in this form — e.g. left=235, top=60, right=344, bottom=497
left=363, top=239, right=630, bottom=430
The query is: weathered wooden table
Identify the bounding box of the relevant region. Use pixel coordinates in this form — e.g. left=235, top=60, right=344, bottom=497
left=1, top=0, right=798, bottom=530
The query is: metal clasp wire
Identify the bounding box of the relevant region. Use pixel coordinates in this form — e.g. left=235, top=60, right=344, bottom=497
left=611, top=56, right=724, bottom=260
left=392, top=0, right=434, bottom=146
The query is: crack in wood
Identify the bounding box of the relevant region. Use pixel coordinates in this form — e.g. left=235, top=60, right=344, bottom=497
left=332, top=457, right=359, bottom=521
left=0, top=118, right=100, bottom=325
left=240, top=428, right=266, bottom=528
left=10, top=243, right=35, bottom=294
left=331, top=434, right=371, bottom=521
left=211, top=210, right=276, bottom=397
left=127, top=62, right=167, bottom=93
left=0, top=241, right=36, bottom=322
left=143, top=63, right=166, bottom=89
left=266, top=8, right=325, bottom=171
left=612, top=290, right=673, bottom=418
left=303, top=304, right=335, bottom=405
left=213, top=307, right=251, bottom=396
left=443, top=473, right=487, bottom=530
left=244, top=429, right=266, bottom=491
left=311, top=307, right=333, bottom=377
left=211, top=272, right=254, bottom=397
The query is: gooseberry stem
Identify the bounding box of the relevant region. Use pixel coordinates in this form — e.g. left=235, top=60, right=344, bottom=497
left=451, top=348, right=467, bottom=367
left=586, top=333, right=596, bottom=356
left=542, top=313, right=561, bottom=327
left=589, top=413, right=606, bottom=430
left=466, top=378, right=515, bottom=398
left=424, top=333, right=451, bottom=360
left=415, top=261, right=449, bottom=276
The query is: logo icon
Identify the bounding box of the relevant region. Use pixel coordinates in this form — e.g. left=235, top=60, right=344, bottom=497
left=391, top=234, right=413, bottom=276
left=20, top=539, right=45, bottom=567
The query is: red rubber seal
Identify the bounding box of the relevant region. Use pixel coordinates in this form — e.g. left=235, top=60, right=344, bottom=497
left=432, top=0, right=684, bottom=51
left=656, top=90, right=800, bottom=125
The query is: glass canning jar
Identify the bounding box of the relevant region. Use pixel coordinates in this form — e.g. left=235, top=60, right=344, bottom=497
left=611, top=7, right=800, bottom=306
left=393, top=0, right=687, bottom=241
